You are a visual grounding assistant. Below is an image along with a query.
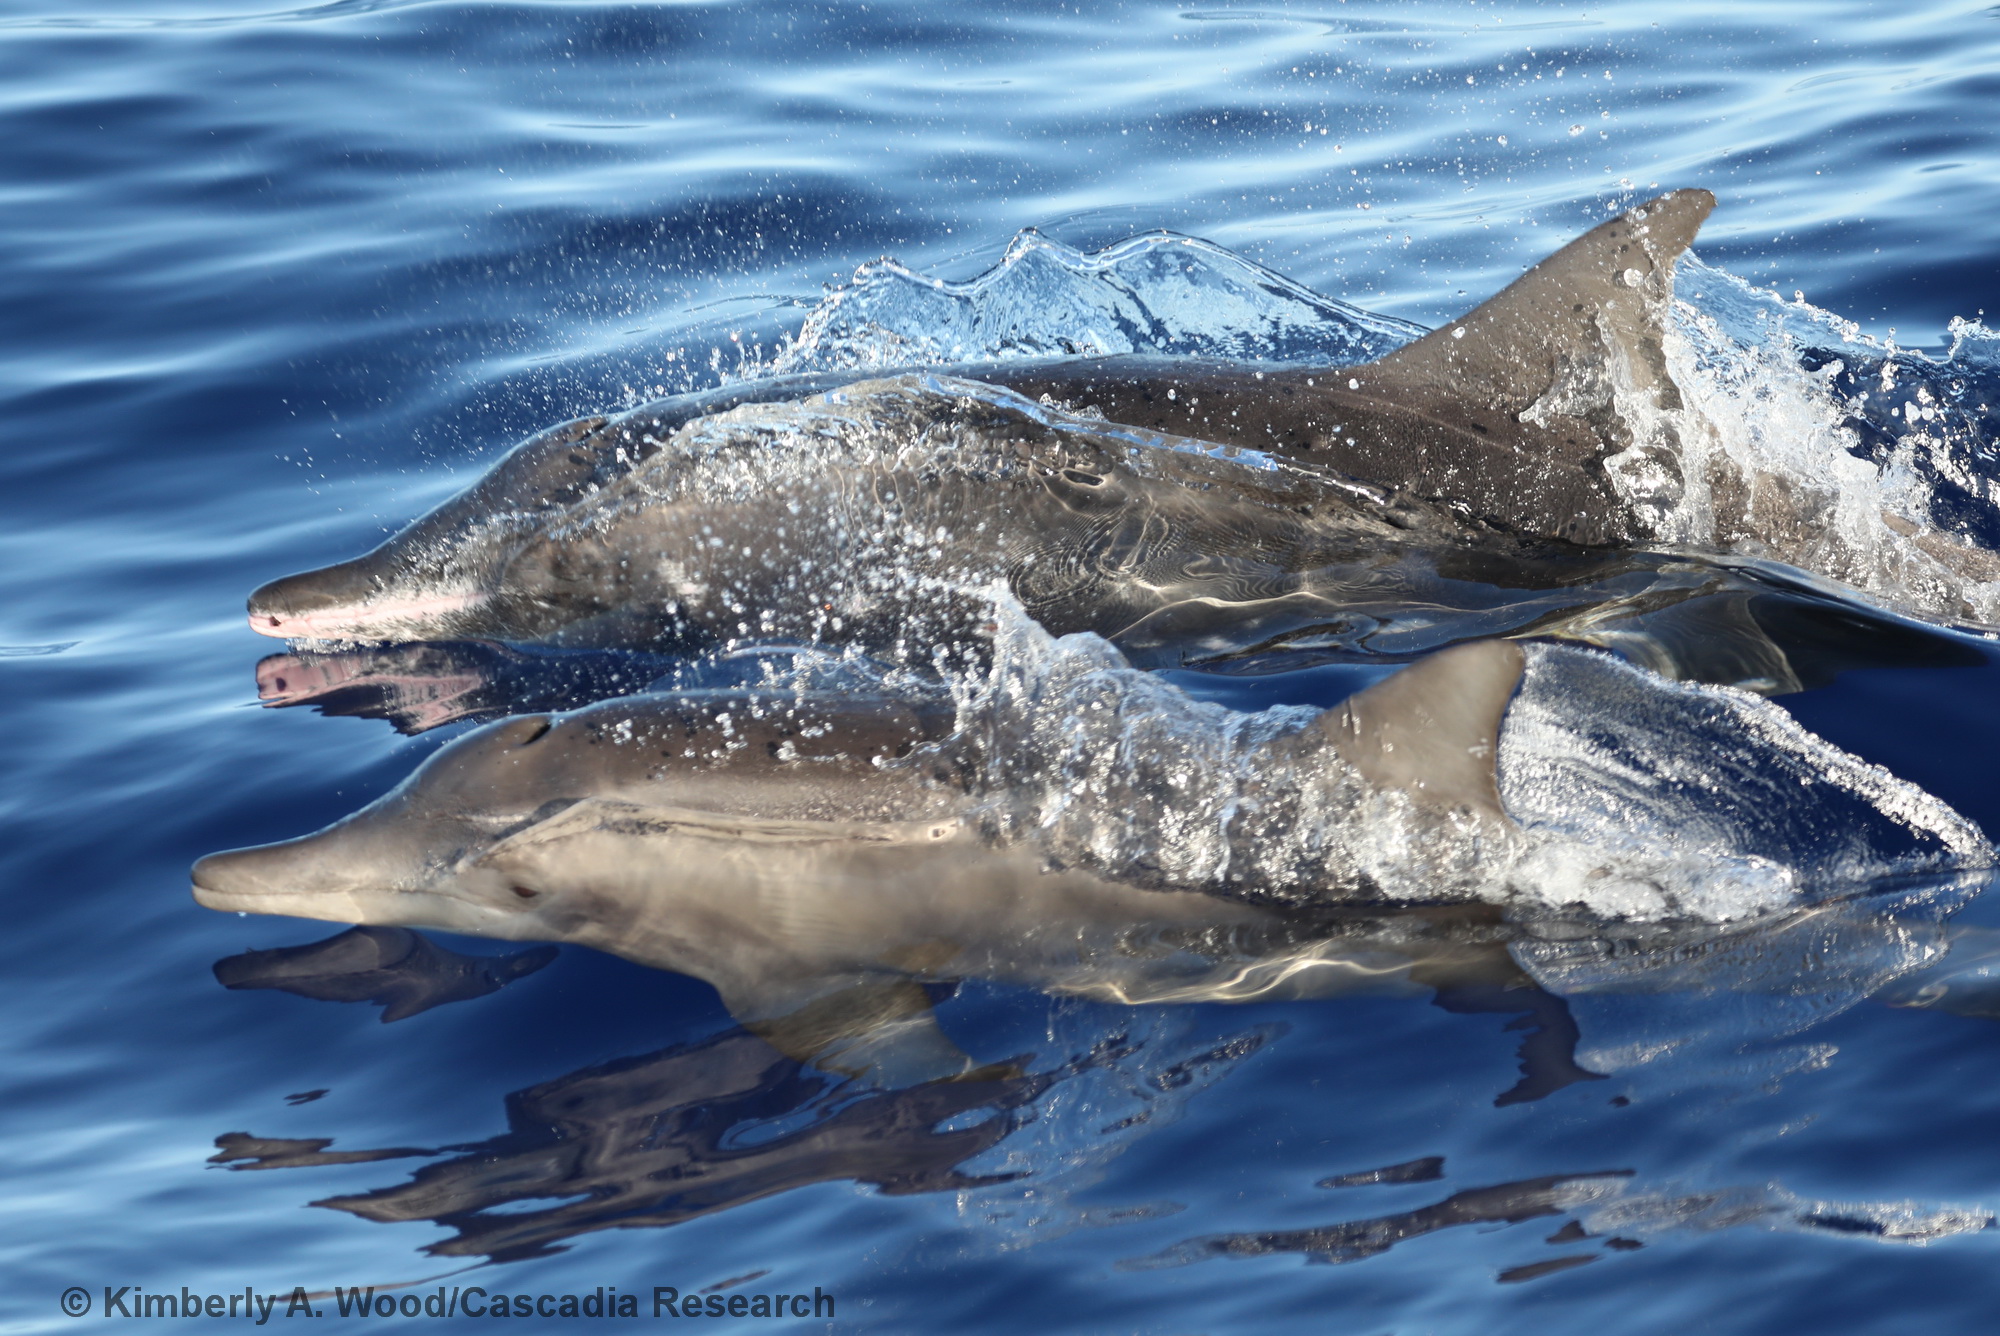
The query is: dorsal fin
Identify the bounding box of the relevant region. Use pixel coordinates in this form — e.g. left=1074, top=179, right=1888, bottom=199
left=1308, top=640, right=1525, bottom=821
left=1357, top=190, right=1714, bottom=415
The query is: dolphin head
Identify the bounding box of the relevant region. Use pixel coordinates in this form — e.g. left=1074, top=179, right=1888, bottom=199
left=192, top=715, right=596, bottom=939
left=247, top=554, right=494, bottom=643
left=193, top=690, right=958, bottom=939
left=247, top=413, right=614, bottom=642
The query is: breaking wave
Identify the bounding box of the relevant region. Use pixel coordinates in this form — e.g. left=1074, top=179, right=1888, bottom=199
left=756, top=229, right=1421, bottom=377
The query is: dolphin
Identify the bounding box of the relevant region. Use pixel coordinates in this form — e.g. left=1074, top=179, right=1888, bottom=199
left=189, top=629, right=1992, bottom=1073
left=229, top=355, right=1980, bottom=691
left=244, top=191, right=1720, bottom=647
left=193, top=642, right=1534, bottom=1074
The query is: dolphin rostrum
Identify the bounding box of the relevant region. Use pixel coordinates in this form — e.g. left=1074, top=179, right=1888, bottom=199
left=245, top=192, right=1720, bottom=648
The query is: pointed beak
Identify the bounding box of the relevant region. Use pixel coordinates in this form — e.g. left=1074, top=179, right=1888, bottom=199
left=247, top=559, right=382, bottom=639
left=246, top=560, right=484, bottom=641
left=191, top=839, right=363, bottom=920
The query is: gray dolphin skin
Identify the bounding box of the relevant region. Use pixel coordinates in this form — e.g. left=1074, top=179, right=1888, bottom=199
left=193, top=642, right=1525, bottom=1074
left=244, top=191, right=1716, bottom=648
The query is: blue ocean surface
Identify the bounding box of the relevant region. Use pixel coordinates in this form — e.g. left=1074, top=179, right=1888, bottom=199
left=4, top=2, right=2000, bottom=1332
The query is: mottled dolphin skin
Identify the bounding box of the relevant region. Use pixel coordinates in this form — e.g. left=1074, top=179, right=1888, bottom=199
left=246, top=191, right=1714, bottom=644
left=192, top=643, right=1526, bottom=1074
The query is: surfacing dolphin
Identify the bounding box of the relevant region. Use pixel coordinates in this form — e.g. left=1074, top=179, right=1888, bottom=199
left=191, top=633, right=1989, bottom=1077
left=192, top=642, right=1530, bottom=1078
left=245, top=191, right=1722, bottom=645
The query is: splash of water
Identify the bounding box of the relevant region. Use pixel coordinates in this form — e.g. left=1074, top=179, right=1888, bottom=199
left=729, top=228, right=2000, bottom=626
left=756, top=229, right=1422, bottom=378
left=939, top=609, right=1990, bottom=920
left=1647, top=259, right=2000, bottom=622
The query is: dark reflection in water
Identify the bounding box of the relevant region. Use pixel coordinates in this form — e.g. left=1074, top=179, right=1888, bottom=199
left=208, top=1015, right=1151, bottom=1263
left=256, top=642, right=682, bottom=736
left=1408, top=943, right=1605, bottom=1107
left=205, top=892, right=2000, bottom=1276
left=1136, top=1156, right=1995, bottom=1280
left=250, top=565, right=1982, bottom=741
left=1316, top=1156, right=1446, bottom=1189
left=211, top=1132, right=431, bottom=1172
left=1129, top=1170, right=1635, bottom=1270
left=214, top=927, right=558, bottom=1022
left=317, top=1029, right=1070, bottom=1264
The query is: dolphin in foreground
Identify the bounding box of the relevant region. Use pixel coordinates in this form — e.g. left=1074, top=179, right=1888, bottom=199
left=245, top=191, right=1722, bottom=647
left=194, top=642, right=1531, bottom=1077
left=189, top=633, right=1991, bottom=1078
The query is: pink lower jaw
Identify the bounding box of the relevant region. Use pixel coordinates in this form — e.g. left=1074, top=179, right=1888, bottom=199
left=247, top=592, right=484, bottom=641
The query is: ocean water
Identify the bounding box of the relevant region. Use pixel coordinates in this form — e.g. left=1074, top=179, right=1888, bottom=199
left=5, top=2, right=2000, bottom=1333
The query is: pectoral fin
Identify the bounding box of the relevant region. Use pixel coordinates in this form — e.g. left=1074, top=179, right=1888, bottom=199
left=723, top=979, right=991, bottom=1086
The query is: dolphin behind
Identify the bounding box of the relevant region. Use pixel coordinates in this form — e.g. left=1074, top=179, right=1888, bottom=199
left=244, top=193, right=1716, bottom=648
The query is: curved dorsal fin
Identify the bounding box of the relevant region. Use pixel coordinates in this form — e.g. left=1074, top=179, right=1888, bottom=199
left=1357, top=190, right=1714, bottom=415
left=1305, top=640, right=1526, bottom=821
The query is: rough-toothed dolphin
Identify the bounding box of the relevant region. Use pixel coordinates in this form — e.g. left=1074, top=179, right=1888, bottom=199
left=245, top=192, right=1718, bottom=648
left=192, top=642, right=1528, bottom=1075
left=231, top=353, right=1983, bottom=690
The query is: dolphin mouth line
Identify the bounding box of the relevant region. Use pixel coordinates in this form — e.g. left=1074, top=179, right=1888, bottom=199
left=248, top=591, right=487, bottom=640
left=191, top=880, right=337, bottom=917
left=192, top=875, right=532, bottom=938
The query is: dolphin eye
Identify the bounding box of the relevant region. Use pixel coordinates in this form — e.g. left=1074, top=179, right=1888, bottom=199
left=510, top=885, right=540, bottom=900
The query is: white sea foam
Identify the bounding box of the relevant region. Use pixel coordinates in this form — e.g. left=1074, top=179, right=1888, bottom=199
left=1636, top=259, right=2000, bottom=622
left=940, top=610, right=1990, bottom=920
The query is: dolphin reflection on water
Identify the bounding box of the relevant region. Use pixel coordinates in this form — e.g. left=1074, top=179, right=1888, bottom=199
left=203, top=903, right=2000, bottom=1273
left=213, top=926, right=558, bottom=1023
left=213, top=1024, right=1093, bottom=1263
